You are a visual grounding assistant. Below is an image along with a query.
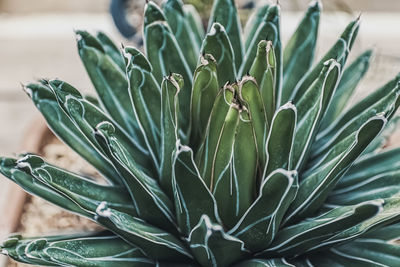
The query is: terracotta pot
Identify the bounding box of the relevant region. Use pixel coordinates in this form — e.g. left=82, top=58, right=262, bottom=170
left=0, top=117, right=52, bottom=241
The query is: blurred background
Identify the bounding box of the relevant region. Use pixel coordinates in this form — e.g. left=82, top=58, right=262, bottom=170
left=0, top=0, right=400, bottom=155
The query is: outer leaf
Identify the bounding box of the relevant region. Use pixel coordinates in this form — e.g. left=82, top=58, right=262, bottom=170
left=314, top=198, right=400, bottom=251
left=208, top=0, right=244, bottom=68
left=363, top=115, right=400, bottom=154
left=281, top=1, right=320, bottom=104
left=1, top=233, right=100, bottom=266
left=96, top=205, right=193, bottom=262
left=260, top=200, right=382, bottom=258
left=24, top=82, right=121, bottom=184
left=94, top=122, right=176, bottom=232
left=329, top=170, right=400, bottom=205
left=163, top=0, right=200, bottom=70
left=285, top=116, right=386, bottom=223
left=321, top=50, right=373, bottom=128
left=330, top=148, right=400, bottom=206
left=124, top=46, right=161, bottom=169
left=96, top=31, right=126, bottom=70
left=0, top=157, right=92, bottom=219
left=291, top=59, right=340, bottom=170
left=190, top=54, right=219, bottom=149
left=172, top=143, right=220, bottom=236
left=336, top=147, right=400, bottom=190
left=188, top=215, right=249, bottom=267
left=264, top=103, right=296, bottom=178
left=49, top=81, right=153, bottom=175
left=1, top=233, right=154, bottom=267
left=310, top=239, right=400, bottom=267
left=160, top=74, right=181, bottom=196
left=362, top=222, right=400, bottom=240
left=15, top=154, right=135, bottom=215
left=230, top=169, right=298, bottom=252
left=144, top=2, right=193, bottom=137
left=292, top=17, right=360, bottom=102
left=76, top=31, right=143, bottom=141
left=201, top=23, right=236, bottom=87
left=312, top=76, right=400, bottom=159
left=233, top=258, right=295, bottom=267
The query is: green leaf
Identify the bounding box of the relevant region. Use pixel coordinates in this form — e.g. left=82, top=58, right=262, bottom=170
left=196, top=87, right=235, bottom=188
left=0, top=157, right=92, bottom=218
left=1, top=233, right=154, bottom=267
left=201, top=22, right=236, bottom=87
left=363, top=115, right=400, bottom=154
left=240, top=4, right=281, bottom=96
left=172, top=143, right=220, bottom=236
left=332, top=172, right=400, bottom=205
left=233, top=258, right=295, bottom=267
left=96, top=31, right=126, bottom=71
left=312, top=75, right=400, bottom=159
left=363, top=221, right=400, bottom=240
left=76, top=31, right=144, bottom=142
left=286, top=116, right=386, bottom=223
left=260, top=200, right=382, bottom=258
left=230, top=169, right=298, bottom=252
left=1, top=233, right=97, bottom=266
left=24, top=82, right=122, bottom=184
left=143, top=2, right=193, bottom=137
left=213, top=105, right=258, bottom=228
left=249, top=40, right=269, bottom=86
left=124, top=46, right=161, bottom=170
left=160, top=74, right=181, bottom=196
left=316, top=198, right=400, bottom=250
left=281, top=1, right=320, bottom=104
left=259, top=41, right=277, bottom=124
left=94, top=122, right=176, bottom=232
left=190, top=54, right=219, bottom=150
left=321, top=50, right=373, bottom=128
left=96, top=205, right=193, bottom=262
left=163, top=0, right=200, bottom=71
left=292, top=17, right=360, bottom=102
left=15, top=154, right=135, bottom=216
left=291, top=59, right=341, bottom=171
left=239, top=77, right=269, bottom=171
left=49, top=81, right=153, bottom=175
left=311, top=239, right=400, bottom=267
left=264, top=103, right=296, bottom=178
left=330, top=149, right=400, bottom=205
left=188, top=215, right=249, bottom=267
left=243, top=2, right=270, bottom=50
left=183, top=4, right=205, bottom=46
left=208, top=0, right=243, bottom=68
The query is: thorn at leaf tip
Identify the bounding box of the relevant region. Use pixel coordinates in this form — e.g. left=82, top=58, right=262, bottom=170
left=357, top=12, right=362, bottom=20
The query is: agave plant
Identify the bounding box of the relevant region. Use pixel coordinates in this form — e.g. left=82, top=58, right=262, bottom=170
left=1, top=0, right=400, bottom=266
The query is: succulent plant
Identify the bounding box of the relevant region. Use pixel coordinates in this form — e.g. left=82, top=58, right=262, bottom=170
left=1, top=0, right=400, bottom=266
